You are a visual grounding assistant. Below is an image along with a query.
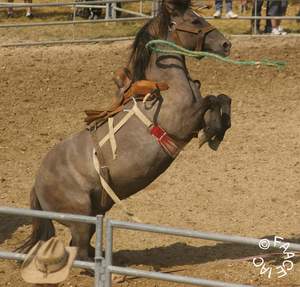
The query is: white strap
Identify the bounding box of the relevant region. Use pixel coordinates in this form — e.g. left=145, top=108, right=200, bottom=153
left=99, top=108, right=135, bottom=148
left=132, top=102, right=153, bottom=128
left=93, top=99, right=154, bottom=223
left=108, top=117, right=117, bottom=160
left=93, top=150, right=142, bottom=223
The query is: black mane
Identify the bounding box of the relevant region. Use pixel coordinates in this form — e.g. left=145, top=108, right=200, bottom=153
left=129, top=12, right=170, bottom=81
left=129, top=0, right=191, bottom=81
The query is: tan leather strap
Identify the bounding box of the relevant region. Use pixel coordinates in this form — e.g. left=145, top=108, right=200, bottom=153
left=108, top=117, right=117, bottom=160
left=171, top=22, right=216, bottom=51
left=92, top=150, right=142, bottom=223
left=90, top=130, right=112, bottom=210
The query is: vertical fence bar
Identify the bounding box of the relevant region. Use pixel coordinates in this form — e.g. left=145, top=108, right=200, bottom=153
left=72, top=3, right=76, bottom=40
left=111, top=2, right=116, bottom=19
left=105, top=220, right=113, bottom=287
left=95, top=215, right=103, bottom=287
left=152, top=0, right=160, bottom=17
left=254, top=0, right=257, bottom=35
left=139, top=0, right=143, bottom=14
left=105, top=1, right=110, bottom=19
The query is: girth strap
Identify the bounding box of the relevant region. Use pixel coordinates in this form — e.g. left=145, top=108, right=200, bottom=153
left=91, top=99, right=179, bottom=221
left=93, top=150, right=142, bottom=222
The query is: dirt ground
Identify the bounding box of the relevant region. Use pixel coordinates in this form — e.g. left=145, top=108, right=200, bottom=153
left=0, top=36, right=299, bottom=287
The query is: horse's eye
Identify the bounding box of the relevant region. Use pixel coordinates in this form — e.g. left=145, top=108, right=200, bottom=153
left=192, top=19, right=201, bottom=25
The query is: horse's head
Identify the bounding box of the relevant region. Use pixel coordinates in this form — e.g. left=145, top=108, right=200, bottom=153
left=163, top=0, right=231, bottom=56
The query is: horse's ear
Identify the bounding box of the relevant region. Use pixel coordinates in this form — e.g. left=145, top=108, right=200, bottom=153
left=162, top=0, right=191, bottom=15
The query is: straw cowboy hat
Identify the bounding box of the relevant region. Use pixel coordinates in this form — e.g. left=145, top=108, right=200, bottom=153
left=21, top=237, right=77, bottom=284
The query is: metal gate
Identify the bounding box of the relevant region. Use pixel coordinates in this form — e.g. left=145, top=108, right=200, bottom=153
left=1, top=206, right=300, bottom=287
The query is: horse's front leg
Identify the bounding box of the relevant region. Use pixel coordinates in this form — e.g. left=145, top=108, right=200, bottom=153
left=198, top=94, right=232, bottom=151
left=208, top=94, right=232, bottom=150
left=198, top=95, right=219, bottom=148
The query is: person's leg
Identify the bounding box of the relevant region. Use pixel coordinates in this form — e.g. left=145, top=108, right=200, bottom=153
left=225, top=0, right=238, bottom=18
left=24, top=0, right=32, bottom=17
left=252, top=0, right=264, bottom=31
left=215, top=0, right=223, bottom=12
left=265, top=0, right=272, bottom=33
left=278, top=0, right=288, bottom=34
left=225, top=0, right=232, bottom=12
left=268, top=0, right=280, bottom=33
left=7, top=0, right=13, bottom=17
left=213, top=0, right=222, bottom=17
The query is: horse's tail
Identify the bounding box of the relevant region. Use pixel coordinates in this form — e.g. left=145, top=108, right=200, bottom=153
left=16, top=186, right=55, bottom=253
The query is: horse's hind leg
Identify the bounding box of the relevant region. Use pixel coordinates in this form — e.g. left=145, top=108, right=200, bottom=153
left=69, top=222, right=95, bottom=261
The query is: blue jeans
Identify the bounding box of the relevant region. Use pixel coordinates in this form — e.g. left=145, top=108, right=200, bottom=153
left=215, top=0, right=233, bottom=12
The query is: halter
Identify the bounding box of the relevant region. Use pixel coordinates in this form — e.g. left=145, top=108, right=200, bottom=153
left=169, top=21, right=216, bottom=51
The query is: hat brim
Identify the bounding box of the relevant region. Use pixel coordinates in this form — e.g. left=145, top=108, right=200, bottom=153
left=21, top=243, right=77, bottom=284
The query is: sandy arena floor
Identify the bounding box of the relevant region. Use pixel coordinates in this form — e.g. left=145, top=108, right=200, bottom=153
left=0, top=36, right=299, bottom=287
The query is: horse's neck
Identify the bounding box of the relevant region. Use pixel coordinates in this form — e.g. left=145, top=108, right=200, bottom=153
left=145, top=53, right=203, bottom=141
left=146, top=53, right=190, bottom=87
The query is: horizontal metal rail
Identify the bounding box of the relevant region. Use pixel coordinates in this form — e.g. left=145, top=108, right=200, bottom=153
left=0, top=36, right=134, bottom=47
left=108, top=266, right=253, bottom=287
left=0, top=16, right=298, bottom=30
left=76, top=5, right=106, bottom=9
left=206, top=16, right=300, bottom=20
left=0, top=251, right=96, bottom=270
left=113, top=6, right=148, bottom=17
left=0, top=207, right=104, bottom=287
left=0, top=206, right=97, bottom=224
left=0, top=0, right=141, bottom=8
left=0, top=16, right=150, bottom=29
left=109, top=220, right=300, bottom=252
left=2, top=34, right=300, bottom=48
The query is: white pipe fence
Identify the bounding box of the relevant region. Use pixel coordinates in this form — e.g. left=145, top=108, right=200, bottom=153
left=1, top=206, right=300, bottom=286
left=0, top=0, right=299, bottom=46
left=0, top=206, right=104, bottom=287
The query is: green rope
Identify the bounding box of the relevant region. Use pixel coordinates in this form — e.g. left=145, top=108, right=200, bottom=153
left=146, top=39, right=286, bottom=69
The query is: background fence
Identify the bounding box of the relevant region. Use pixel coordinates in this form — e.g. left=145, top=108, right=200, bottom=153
left=1, top=206, right=300, bottom=287
left=0, top=0, right=299, bottom=46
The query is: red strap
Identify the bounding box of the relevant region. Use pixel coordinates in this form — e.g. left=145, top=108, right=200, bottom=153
left=150, top=125, right=179, bottom=158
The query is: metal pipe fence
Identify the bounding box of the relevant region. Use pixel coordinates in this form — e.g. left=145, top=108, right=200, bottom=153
left=1, top=206, right=300, bottom=286
left=0, top=0, right=141, bottom=8
left=104, top=219, right=300, bottom=287
left=0, top=0, right=299, bottom=46
left=0, top=206, right=104, bottom=287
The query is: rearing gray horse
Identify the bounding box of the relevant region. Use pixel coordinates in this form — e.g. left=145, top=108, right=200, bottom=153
left=21, top=0, right=232, bottom=260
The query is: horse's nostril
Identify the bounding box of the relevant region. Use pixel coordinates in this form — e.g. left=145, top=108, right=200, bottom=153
left=223, top=41, right=231, bottom=51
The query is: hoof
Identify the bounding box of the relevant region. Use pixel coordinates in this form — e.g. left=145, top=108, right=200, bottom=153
left=208, top=138, right=221, bottom=151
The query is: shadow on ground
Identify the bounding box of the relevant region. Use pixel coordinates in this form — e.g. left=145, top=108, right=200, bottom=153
left=0, top=215, right=31, bottom=245
left=114, top=235, right=300, bottom=269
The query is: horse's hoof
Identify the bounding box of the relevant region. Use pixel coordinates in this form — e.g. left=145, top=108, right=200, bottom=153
left=208, top=138, right=221, bottom=151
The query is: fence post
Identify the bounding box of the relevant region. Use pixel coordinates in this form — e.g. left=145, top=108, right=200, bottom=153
left=105, top=2, right=111, bottom=19
left=139, top=0, right=143, bottom=14
left=111, top=2, right=117, bottom=19
left=254, top=0, right=257, bottom=35
left=94, top=215, right=103, bottom=287
left=105, top=220, right=113, bottom=287
left=152, top=0, right=160, bottom=17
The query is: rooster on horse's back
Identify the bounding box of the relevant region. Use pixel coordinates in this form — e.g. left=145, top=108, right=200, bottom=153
left=20, top=0, right=232, bottom=261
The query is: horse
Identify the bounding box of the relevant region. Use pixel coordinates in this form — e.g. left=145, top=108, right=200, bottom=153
left=21, top=0, right=232, bottom=261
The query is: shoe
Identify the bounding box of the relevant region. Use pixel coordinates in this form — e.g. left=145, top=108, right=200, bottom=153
left=213, top=10, right=221, bottom=18
left=225, top=11, right=238, bottom=19
left=271, top=28, right=281, bottom=35
left=7, top=12, right=14, bottom=18
left=26, top=11, right=33, bottom=18
left=278, top=26, right=287, bottom=35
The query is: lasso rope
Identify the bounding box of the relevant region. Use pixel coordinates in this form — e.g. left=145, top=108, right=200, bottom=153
left=146, top=39, right=286, bottom=69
